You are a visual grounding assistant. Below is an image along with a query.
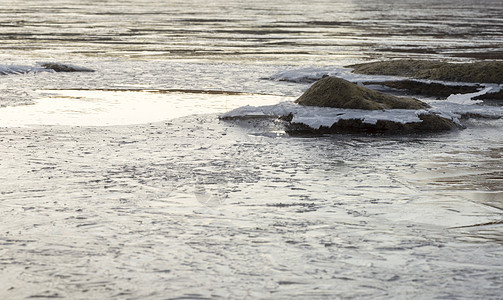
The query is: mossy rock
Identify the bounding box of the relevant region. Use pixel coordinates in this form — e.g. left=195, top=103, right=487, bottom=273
left=295, top=76, right=429, bottom=110
left=291, top=76, right=458, bottom=134
left=348, top=60, right=503, bottom=84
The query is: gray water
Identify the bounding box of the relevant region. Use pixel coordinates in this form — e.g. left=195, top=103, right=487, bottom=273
left=1, top=0, right=503, bottom=63
left=0, top=0, right=502, bottom=299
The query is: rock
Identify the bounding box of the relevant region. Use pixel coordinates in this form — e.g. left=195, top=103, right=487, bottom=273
left=291, top=76, right=459, bottom=134
left=40, top=63, right=95, bottom=72
left=474, top=90, right=503, bottom=106
left=348, top=60, right=503, bottom=84
left=287, top=113, right=459, bottom=135
left=295, top=76, right=429, bottom=110
left=363, top=80, right=480, bottom=99
left=222, top=76, right=463, bottom=135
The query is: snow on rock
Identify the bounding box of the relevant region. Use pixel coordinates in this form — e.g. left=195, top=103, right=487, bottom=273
left=222, top=101, right=437, bottom=127
left=221, top=99, right=502, bottom=133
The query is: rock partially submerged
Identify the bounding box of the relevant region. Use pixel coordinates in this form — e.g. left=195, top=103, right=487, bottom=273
left=364, top=80, right=480, bottom=99
left=474, top=90, right=503, bottom=106
left=295, top=76, right=429, bottom=110
left=287, top=114, right=458, bottom=135
left=0, top=63, right=94, bottom=76
left=292, top=76, right=458, bottom=133
left=348, top=60, right=503, bottom=84
left=222, top=76, right=461, bottom=135
left=40, top=63, right=95, bottom=73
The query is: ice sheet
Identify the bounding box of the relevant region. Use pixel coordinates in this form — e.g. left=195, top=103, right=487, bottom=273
left=222, top=99, right=502, bottom=130
left=0, top=89, right=290, bottom=127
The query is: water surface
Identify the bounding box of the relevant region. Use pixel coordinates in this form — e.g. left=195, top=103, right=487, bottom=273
left=0, top=0, right=502, bottom=299
left=1, top=0, right=502, bottom=63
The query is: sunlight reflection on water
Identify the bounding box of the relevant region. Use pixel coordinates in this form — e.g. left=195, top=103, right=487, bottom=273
left=0, top=90, right=291, bottom=127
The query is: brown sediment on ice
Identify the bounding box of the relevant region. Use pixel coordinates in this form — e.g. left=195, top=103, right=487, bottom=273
left=348, top=60, right=503, bottom=84
left=364, top=80, right=480, bottom=99
left=295, top=76, right=429, bottom=110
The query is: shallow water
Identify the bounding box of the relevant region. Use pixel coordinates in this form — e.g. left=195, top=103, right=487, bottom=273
left=1, top=0, right=503, bottom=299
left=0, top=89, right=291, bottom=126
left=1, top=0, right=502, bottom=63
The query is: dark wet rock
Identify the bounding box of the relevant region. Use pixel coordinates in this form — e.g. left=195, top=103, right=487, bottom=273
left=295, top=76, right=429, bottom=110
left=348, top=60, right=503, bottom=84
left=40, top=63, right=95, bottom=72
left=287, top=114, right=459, bottom=135
left=364, top=80, right=481, bottom=99
left=449, top=51, right=503, bottom=60
left=474, top=90, right=503, bottom=106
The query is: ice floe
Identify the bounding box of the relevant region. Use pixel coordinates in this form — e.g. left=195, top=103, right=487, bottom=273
left=257, top=67, right=503, bottom=131
left=223, top=102, right=437, bottom=128
left=221, top=98, right=503, bottom=131
left=0, top=64, right=46, bottom=76
left=0, top=62, right=93, bottom=76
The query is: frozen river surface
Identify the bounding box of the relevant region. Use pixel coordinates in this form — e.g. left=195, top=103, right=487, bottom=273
left=1, top=90, right=502, bottom=299
left=0, top=0, right=503, bottom=299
